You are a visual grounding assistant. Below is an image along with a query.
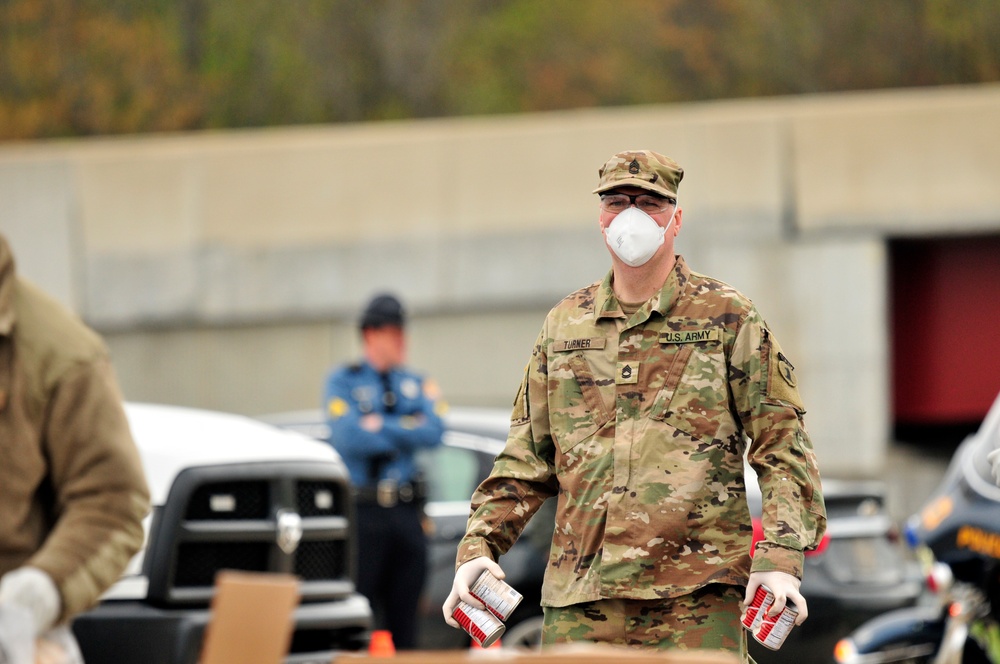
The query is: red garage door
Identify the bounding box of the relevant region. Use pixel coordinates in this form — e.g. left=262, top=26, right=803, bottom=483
left=891, top=235, right=1000, bottom=426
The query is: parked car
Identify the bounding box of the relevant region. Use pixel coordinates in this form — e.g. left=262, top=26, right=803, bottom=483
left=72, top=403, right=372, bottom=664
left=265, top=407, right=924, bottom=660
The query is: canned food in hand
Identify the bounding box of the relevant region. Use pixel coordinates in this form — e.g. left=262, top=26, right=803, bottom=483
left=742, top=584, right=798, bottom=650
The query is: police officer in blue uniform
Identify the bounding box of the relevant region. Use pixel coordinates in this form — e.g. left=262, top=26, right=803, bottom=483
left=324, top=293, right=446, bottom=649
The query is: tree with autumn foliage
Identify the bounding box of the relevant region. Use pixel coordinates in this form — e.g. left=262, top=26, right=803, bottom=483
left=1, top=0, right=998, bottom=141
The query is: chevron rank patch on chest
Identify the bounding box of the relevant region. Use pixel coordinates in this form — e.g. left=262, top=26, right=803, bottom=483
left=616, top=361, right=640, bottom=384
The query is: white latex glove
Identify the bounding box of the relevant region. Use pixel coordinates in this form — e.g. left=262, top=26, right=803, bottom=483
left=442, top=556, right=506, bottom=628
left=743, top=570, right=808, bottom=625
left=0, top=604, right=36, bottom=664
left=988, top=447, right=1000, bottom=487
left=0, top=568, right=61, bottom=637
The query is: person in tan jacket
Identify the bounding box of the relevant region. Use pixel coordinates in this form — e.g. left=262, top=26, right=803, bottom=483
left=0, top=233, right=150, bottom=661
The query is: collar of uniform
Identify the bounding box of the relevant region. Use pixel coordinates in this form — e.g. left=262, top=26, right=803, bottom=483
left=0, top=236, right=15, bottom=336
left=595, top=270, right=625, bottom=320
left=651, top=255, right=690, bottom=317
left=360, top=360, right=401, bottom=381
left=360, top=360, right=387, bottom=376
left=594, top=255, right=690, bottom=321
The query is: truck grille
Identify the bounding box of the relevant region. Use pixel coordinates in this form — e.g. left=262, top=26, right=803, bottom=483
left=296, top=480, right=341, bottom=517
left=295, top=540, right=344, bottom=581
left=144, top=462, right=355, bottom=606
left=186, top=481, right=270, bottom=520
left=173, top=542, right=271, bottom=587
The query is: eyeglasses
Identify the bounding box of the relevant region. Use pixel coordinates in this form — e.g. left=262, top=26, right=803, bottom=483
left=600, top=193, right=676, bottom=215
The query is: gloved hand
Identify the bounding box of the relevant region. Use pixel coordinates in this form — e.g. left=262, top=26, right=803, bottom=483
left=0, top=603, right=36, bottom=664
left=0, top=568, right=61, bottom=637
left=988, top=447, right=1000, bottom=487
left=442, top=556, right=505, bottom=628
left=743, top=570, right=808, bottom=625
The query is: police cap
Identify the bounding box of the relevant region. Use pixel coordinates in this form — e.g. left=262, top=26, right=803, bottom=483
left=359, top=293, right=405, bottom=330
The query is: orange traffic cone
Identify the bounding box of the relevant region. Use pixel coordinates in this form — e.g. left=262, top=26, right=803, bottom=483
left=369, top=630, right=396, bottom=656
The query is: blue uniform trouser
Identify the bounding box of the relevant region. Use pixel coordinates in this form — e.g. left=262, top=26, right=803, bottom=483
left=355, top=501, right=428, bottom=649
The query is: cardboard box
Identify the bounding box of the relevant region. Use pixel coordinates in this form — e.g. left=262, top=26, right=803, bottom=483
left=199, top=570, right=301, bottom=664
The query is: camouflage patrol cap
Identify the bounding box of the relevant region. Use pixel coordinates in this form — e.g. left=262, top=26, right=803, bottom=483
left=593, top=150, right=684, bottom=199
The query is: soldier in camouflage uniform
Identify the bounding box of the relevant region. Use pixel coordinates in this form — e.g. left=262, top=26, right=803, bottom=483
left=442, top=150, right=826, bottom=660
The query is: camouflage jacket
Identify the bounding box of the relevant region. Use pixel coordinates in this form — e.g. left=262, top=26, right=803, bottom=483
left=457, top=256, right=826, bottom=607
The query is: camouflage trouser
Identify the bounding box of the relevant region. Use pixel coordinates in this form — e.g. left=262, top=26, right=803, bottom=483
left=542, top=584, right=750, bottom=663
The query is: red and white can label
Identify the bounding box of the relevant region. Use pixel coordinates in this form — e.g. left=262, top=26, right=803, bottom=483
left=469, top=571, right=523, bottom=622
left=742, top=584, right=798, bottom=650
left=452, top=600, right=505, bottom=648
left=741, top=584, right=772, bottom=632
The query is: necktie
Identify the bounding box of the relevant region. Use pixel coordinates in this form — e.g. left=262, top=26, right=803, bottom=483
left=380, top=372, right=396, bottom=413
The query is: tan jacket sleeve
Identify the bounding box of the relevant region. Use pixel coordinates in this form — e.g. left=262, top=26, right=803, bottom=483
left=27, top=357, right=150, bottom=621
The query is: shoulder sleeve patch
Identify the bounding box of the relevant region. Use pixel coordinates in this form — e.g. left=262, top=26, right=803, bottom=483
left=764, top=330, right=805, bottom=412
left=511, top=363, right=530, bottom=425
left=423, top=377, right=442, bottom=400
left=327, top=397, right=350, bottom=419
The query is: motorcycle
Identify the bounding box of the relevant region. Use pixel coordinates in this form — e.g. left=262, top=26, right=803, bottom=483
left=834, top=392, right=1000, bottom=664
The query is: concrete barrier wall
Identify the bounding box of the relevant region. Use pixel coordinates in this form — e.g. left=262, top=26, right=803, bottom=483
left=1, top=84, right=998, bottom=477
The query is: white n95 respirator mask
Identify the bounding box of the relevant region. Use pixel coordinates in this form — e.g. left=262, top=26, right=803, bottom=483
left=603, top=206, right=672, bottom=267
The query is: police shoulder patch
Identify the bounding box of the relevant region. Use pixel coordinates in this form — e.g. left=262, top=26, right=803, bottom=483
left=423, top=378, right=442, bottom=400
left=327, top=397, right=349, bottom=419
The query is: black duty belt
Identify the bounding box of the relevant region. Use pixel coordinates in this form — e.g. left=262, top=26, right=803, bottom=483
left=355, top=479, right=420, bottom=508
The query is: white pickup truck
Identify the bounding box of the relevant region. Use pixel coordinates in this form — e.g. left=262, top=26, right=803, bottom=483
left=70, top=403, right=372, bottom=664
